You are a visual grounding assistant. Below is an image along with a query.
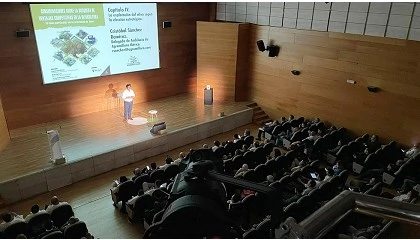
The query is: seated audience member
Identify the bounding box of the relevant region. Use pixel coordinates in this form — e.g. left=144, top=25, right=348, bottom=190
left=240, top=144, right=249, bottom=154
left=319, top=168, right=333, bottom=182
left=37, top=220, right=59, bottom=238
left=131, top=168, right=142, bottom=181
left=60, top=216, right=80, bottom=232
left=233, top=134, right=241, bottom=143
left=261, top=175, right=275, bottom=186
left=241, top=129, right=251, bottom=139
left=327, top=139, right=342, bottom=155
left=333, top=161, right=345, bottom=175
left=234, top=164, right=249, bottom=178
left=248, top=141, right=260, bottom=151
left=348, top=177, right=378, bottom=193
left=403, top=142, right=419, bottom=159
left=45, top=196, right=69, bottom=214
left=352, top=147, right=370, bottom=163
left=0, top=212, right=25, bottom=231
left=256, top=120, right=279, bottom=141
left=212, top=140, right=221, bottom=152
left=338, top=224, right=381, bottom=239
left=142, top=162, right=157, bottom=175
left=365, top=134, right=381, bottom=153
left=311, top=118, right=320, bottom=125
left=126, top=190, right=144, bottom=209
left=302, top=179, right=316, bottom=195
left=287, top=115, right=295, bottom=122
left=398, top=178, right=420, bottom=194
left=25, top=204, right=47, bottom=223
left=173, top=152, right=185, bottom=165
left=356, top=163, right=397, bottom=180
left=227, top=193, right=242, bottom=210
left=142, top=179, right=164, bottom=193
left=291, top=130, right=320, bottom=148
left=291, top=159, right=307, bottom=172
left=279, top=116, right=287, bottom=124
left=269, top=149, right=282, bottom=161
left=325, top=125, right=337, bottom=134
left=159, top=156, right=173, bottom=170
left=392, top=189, right=418, bottom=202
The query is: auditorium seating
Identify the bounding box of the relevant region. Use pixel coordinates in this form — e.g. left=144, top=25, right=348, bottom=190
left=50, top=204, right=75, bottom=228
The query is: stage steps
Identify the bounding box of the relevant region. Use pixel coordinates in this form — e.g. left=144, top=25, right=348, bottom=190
left=246, top=102, right=272, bottom=125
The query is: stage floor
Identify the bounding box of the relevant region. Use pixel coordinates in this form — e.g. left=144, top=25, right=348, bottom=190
left=0, top=94, right=252, bottom=184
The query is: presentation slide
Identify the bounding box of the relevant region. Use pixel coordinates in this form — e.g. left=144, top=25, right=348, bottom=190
left=29, top=3, right=160, bottom=84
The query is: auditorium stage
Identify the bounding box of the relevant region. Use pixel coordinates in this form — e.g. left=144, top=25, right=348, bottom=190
left=0, top=94, right=253, bottom=204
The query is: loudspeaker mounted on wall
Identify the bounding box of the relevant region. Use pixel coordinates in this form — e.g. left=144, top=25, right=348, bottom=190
left=256, top=40, right=280, bottom=57
left=291, top=70, right=301, bottom=76
left=367, top=86, right=379, bottom=93
left=162, top=21, right=172, bottom=28
left=16, top=29, right=30, bottom=38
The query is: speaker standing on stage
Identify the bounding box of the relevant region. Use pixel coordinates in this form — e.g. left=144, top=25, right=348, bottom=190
left=122, top=83, right=135, bottom=121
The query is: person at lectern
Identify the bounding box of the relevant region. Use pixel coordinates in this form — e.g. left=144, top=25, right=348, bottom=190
left=122, top=83, right=135, bottom=121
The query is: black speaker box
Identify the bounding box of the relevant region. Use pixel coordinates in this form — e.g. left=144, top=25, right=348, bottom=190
left=163, top=21, right=172, bottom=28
left=256, top=40, right=266, bottom=52
left=16, top=30, right=30, bottom=38
left=367, top=86, right=379, bottom=93
left=150, top=122, right=166, bottom=134
left=268, top=46, right=280, bottom=57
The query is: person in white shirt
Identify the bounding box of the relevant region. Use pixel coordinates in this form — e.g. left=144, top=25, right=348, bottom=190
left=122, top=83, right=135, bottom=122
left=173, top=152, right=185, bottom=165
left=393, top=190, right=417, bottom=202
left=25, top=204, right=47, bottom=223
left=0, top=212, right=25, bottom=232
left=45, top=196, right=69, bottom=214
left=404, top=143, right=419, bottom=159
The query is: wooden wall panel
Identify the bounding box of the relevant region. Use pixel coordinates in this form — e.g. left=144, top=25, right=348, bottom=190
left=249, top=25, right=420, bottom=147
left=0, top=95, right=10, bottom=151
left=0, top=3, right=211, bottom=129
left=196, top=21, right=249, bottom=102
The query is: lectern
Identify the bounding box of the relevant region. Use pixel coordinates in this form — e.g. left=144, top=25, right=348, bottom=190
left=204, top=88, right=213, bottom=105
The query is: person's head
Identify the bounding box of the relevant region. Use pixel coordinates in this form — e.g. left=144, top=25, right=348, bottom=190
left=2, top=212, right=12, bottom=222
left=242, top=164, right=249, bottom=171
left=306, top=179, right=316, bottom=188
left=289, top=115, right=294, bottom=121
left=51, top=196, right=60, bottom=205
left=242, top=144, right=248, bottom=151
left=387, top=163, right=396, bottom=171
left=407, top=190, right=418, bottom=201
left=266, top=175, right=274, bottom=183
left=45, top=220, right=53, bottom=230
left=314, top=118, right=320, bottom=123
left=335, top=160, right=344, bottom=168
left=221, top=141, right=227, bottom=147
left=134, top=168, right=141, bottom=176
left=325, top=167, right=334, bottom=176
left=155, top=179, right=163, bottom=188
left=151, top=162, right=157, bottom=170
left=30, top=204, right=40, bottom=214
left=369, top=177, right=377, bottom=185
left=253, top=141, right=260, bottom=148
left=235, top=149, right=242, bottom=156
left=202, top=144, right=209, bottom=149
left=370, top=135, right=378, bottom=142
left=337, top=140, right=342, bottom=146
left=165, top=156, right=173, bottom=164
left=244, top=129, right=251, bottom=136
left=126, top=83, right=131, bottom=90
left=274, top=149, right=281, bottom=157
left=214, top=140, right=220, bottom=147
left=233, top=134, right=240, bottom=140
left=119, top=176, right=128, bottom=183
left=68, top=216, right=79, bottom=224
left=300, top=122, right=306, bottom=128
left=179, top=152, right=185, bottom=159
left=273, top=120, right=279, bottom=125
left=231, top=193, right=241, bottom=203
left=367, top=225, right=381, bottom=233
left=364, top=147, right=369, bottom=155
left=281, top=117, right=287, bottom=122
left=16, top=234, right=27, bottom=239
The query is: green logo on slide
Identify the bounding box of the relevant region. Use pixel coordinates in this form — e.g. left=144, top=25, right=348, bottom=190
left=30, top=4, right=105, bottom=30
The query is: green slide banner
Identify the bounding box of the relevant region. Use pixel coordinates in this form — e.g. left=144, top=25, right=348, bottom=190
left=30, top=4, right=105, bottom=30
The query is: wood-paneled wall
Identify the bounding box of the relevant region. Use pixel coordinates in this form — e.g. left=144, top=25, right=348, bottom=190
left=0, top=94, right=10, bottom=151
left=0, top=3, right=211, bottom=129
left=249, top=26, right=420, bottom=147
left=196, top=21, right=249, bottom=102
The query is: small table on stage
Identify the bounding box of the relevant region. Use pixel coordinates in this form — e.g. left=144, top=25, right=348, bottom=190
left=204, top=88, right=213, bottom=105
